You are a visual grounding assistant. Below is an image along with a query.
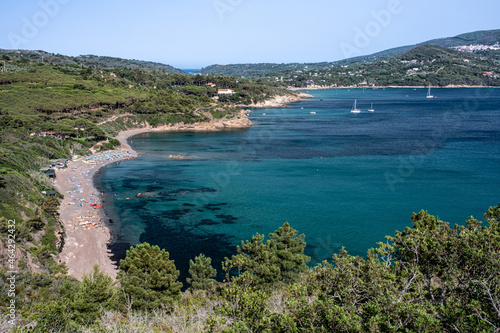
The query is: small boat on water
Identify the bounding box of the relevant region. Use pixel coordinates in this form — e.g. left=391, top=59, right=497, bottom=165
left=351, top=99, right=361, bottom=113
left=368, top=103, right=374, bottom=112
left=310, top=111, right=316, bottom=115
left=426, top=84, right=435, bottom=99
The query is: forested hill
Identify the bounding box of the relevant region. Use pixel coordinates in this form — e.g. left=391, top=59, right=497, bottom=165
left=0, top=49, right=186, bottom=73
left=196, top=62, right=333, bottom=77
left=221, top=45, right=500, bottom=88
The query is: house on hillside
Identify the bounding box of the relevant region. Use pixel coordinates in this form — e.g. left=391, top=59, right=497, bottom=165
left=206, top=82, right=216, bottom=87
left=49, top=158, right=68, bottom=168
left=40, top=168, right=56, bottom=178
left=218, top=89, right=235, bottom=95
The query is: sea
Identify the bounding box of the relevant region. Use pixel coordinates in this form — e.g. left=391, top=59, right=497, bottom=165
left=181, top=69, right=201, bottom=74
left=95, top=88, right=500, bottom=283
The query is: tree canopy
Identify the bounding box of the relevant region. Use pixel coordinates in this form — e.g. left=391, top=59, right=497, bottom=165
left=117, top=243, right=183, bottom=310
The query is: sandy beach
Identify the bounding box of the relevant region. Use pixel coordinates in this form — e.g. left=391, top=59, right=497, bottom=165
left=55, top=128, right=148, bottom=279
left=55, top=112, right=255, bottom=280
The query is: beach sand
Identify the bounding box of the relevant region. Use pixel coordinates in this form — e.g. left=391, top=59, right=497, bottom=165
left=55, top=128, right=150, bottom=279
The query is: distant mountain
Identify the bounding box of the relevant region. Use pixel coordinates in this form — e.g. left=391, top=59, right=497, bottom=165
left=256, top=44, right=500, bottom=88
left=0, top=49, right=185, bottom=74
left=358, top=29, right=500, bottom=59
left=197, top=29, right=500, bottom=77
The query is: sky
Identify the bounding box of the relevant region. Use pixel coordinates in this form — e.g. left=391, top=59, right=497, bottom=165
left=1, top=0, right=499, bottom=69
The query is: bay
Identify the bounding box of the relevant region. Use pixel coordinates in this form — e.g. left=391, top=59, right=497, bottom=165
left=95, top=88, right=500, bottom=283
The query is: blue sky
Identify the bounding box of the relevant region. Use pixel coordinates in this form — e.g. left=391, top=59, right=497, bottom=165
left=1, top=0, right=499, bottom=68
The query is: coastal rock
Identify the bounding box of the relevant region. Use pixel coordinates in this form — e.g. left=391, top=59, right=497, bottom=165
left=237, top=93, right=313, bottom=108
left=153, top=109, right=253, bottom=132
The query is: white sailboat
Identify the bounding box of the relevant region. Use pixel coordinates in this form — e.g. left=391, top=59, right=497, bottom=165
left=368, top=103, right=374, bottom=112
left=426, top=84, right=435, bottom=99
left=351, top=99, right=361, bottom=113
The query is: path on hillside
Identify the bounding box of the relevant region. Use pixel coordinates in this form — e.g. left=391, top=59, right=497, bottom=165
left=97, top=113, right=133, bottom=126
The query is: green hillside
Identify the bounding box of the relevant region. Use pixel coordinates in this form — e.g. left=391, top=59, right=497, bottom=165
left=256, top=45, right=500, bottom=88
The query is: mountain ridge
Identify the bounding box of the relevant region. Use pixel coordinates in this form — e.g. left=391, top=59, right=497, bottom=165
left=197, top=29, right=500, bottom=76
left=359, top=28, right=500, bottom=59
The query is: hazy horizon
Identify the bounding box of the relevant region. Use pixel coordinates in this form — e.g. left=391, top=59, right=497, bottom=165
left=1, top=0, right=499, bottom=68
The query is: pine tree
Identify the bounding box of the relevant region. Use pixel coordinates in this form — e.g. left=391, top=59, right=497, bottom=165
left=269, top=222, right=311, bottom=283
left=117, top=243, right=182, bottom=310
left=225, top=232, right=281, bottom=286
left=187, top=254, right=217, bottom=291
left=72, top=263, right=116, bottom=323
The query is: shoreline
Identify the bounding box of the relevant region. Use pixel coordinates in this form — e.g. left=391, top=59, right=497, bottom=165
left=54, top=131, right=140, bottom=280
left=55, top=113, right=254, bottom=280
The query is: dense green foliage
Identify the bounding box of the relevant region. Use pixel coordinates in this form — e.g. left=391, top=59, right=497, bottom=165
left=1, top=205, right=499, bottom=332
left=117, top=243, right=183, bottom=310
left=223, top=222, right=310, bottom=286
left=187, top=254, right=217, bottom=291
left=72, top=263, right=116, bottom=323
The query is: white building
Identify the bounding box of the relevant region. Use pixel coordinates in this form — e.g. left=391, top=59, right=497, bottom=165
left=218, top=89, right=235, bottom=95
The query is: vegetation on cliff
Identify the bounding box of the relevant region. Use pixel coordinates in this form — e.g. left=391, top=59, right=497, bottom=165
left=1, top=207, right=499, bottom=332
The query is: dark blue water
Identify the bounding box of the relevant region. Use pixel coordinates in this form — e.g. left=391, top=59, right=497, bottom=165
left=95, top=88, right=500, bottom=284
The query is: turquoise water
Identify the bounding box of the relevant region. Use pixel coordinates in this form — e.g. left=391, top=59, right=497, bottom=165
left=95, top=88, right=500, bottom=283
